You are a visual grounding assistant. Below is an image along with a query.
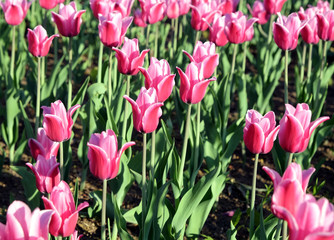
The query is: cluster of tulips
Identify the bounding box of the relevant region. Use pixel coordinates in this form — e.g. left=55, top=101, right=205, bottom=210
left=0, top=0, right=334, bottom=238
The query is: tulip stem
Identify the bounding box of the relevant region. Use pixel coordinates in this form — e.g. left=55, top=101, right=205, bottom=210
left=315, top=41, right=327, bottom=112
left=60, top=141, right=64, bottom=180
left=300, top=43, right=306, bottom=84
left=35, top=57, right=41, bottom=136
left=282, top=221, right=288, bottom=240
left=195, top=31, right=201, bottom=45
left=54, top=22, right=58, bottom=66
left=230, top=44, right=238, bottom=83
left=142, top=133, right=147, bottom=237
left=122, top=75, right=131, bottom=141
left=249, top=153, right=259, bottom=238
left=154, top=23, right=159, bottom=58
left=67, top=37, right=73, bottom=110
left=111, top=221, right=118, bottom=240
left=97, top=41, right=104, bottom=84
left=41, top=56, right=45, bottom=86
left=306, top=44, right=313, bottom=84
left=101, top=179, right=107, bottom=240
left=108, top=51, right=113, bottom=106
left=258, top=25, right=268, bottom=38
left=263, top=15, right=274, bottom=81
left=287, top=153, right=293, bottom=167
left=113, top=53, right=118, bottom=92
left=284, top=49, right=289, bottom=104
left=192, top=102, right=201, bottom=185
left=151, top=130, right=156, bottom=179
left=10, top=25, right=16, bottom=86
left=146, top=24, right=151, bottom=49
left=178, top=104, right=192, bottom=190
left=173, top=17, right=179, bottom=56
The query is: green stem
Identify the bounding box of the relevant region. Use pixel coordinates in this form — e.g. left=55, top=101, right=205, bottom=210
left=315, top=41, right=327, bottom=111
left=142, top=133, right=147, bottom=237
left=122, top=75, right=130, bottom=141
left=306, top=44, right=313, bottom=83
left=229, top=44, right=238, bottom=83
left=111, top=221, right=118, bottom=240
left=41, top=56, right=45, bottom=86
left=249, top=153, right=259, bottom=238
left=101, top=179, right=107, bottom=240
left=263, top=15, right=274, bottom=82
left=193, top=102, right=201, bottom=176
left=173, top=17, right=179, bottom=55
left=300, top=43, right=306, bottom=84
left=108, top=51, right=113, bottom=106
left=98, top=41, right=104, bottom=83
left=282, top=221, right=288, bottom=240
left=178, top=104, right=192, bottom=189
left=113, top=53, right=118, bottom=92
left=151, top=130, right=156, bottom=179
left=57, top=236, right=62, bottom=240
left=35, top=57, right=41, bottom=135
left=274, top=219, right=283, bottom=240
left=67, top=37, right=73, bottom=110
left=146, top=24, right=151, bottom=49
left=284, top=50, right=289, bottom=104
left=154, top=23, right=159, bottom=58
left=10, top=25, right=16, bottom=84
left=195, top=31, right=201, bottom=45
left=258, top=24, right=268, bottom=38
left=287, top=152, right=293, bottom=167
left=60, top=141, right=64, bottom=180
left=54, top=20, right=58, bottom=65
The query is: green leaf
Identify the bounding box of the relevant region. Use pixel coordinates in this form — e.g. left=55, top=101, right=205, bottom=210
left=72, top=77, right=90, bottom=106
left=112, top=194, right=134, bottom=240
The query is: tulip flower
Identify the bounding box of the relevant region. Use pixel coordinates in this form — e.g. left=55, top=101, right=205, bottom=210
left=70, top=231, right=83, bottom=240
left=247, top=0, right=270, bottom=25
left=317, top=10, right=334, bottom=41
left=27, top=25, right=59, bottom=57
left=87, top=129, right=135, bottom=180
left=183, top=41, right=219, bottom=78
left=51, top=2, right=86, bottom=37
left=42, top=181, right=89, bottom=237
left=273, top=12, right=304, bottom=50
left=0, top=200, right=54, bottom=240
left=139, top=57, right=175, bottom=102
left=111, top=0, right=134, bottom=17
left=316, top=0, right=330, bottom=13
left=177, top=62, right=216, bottom=104
left=90, top=0, right=113, bottom=19
left=224, top=11, right=258, bottom=44
left=112, top=37, right=149, bottom=75
left=0, top=0, right=31, bottom=25
left=98, top=11, right=133, bottom=48
left=209, top=14, right=229, bottom=47
left=134, top=0, right=166, bottom=27
left=190, top=1, right=220, bottom=31
left=216, top=0, right=239, bottom=15
left=166, top=0, right=191, bottom=19
left=263, top=0, right=287, bottom=15
left=243, top=110, right=280, bottom=154
left=124, top=87, right=163, bottom=133
left=28, top=128, right=59, bottom=160
left=278, top=103, right=329, bottom=153
left=298, top=7, right=319, bottom=44
left=39, top=0, right=57, bottom=9
left=26, top=155, right=60, bottom=193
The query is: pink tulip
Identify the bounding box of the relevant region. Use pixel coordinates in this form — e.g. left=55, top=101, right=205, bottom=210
left=111, top=0, right=134, bottom=17
left=183, top=41, right=219, bottom=78
left=134, top=0, right=166, bottom=27
left=70, top=231, right=83, bottom=240
left=27, top=25, right=59, bottom=57
left=316, top=0, right=330, bottom=13
left=243, top=110, right=280, bottom=154
left=26, top=155, right=60, bottom=193
left=273, top=13, right=304, bottom=50
left=112, top=37, right=149, bottom=75
left=139, top=57, right=175, bottom=102
left=166, top=0, right=191, bottom=19
left=209, top=14, right=229, bottom=47
left=298, top=7, right=320, bottom=44
left=176, top=62, right=216, bottom=104
left=317, top=10, right=334, bottom=41
left=247, top=0, right=270, bottom=25
left=28, top=128, right=59, bottom=160
left=263, top=0, right=287, bottom=15
left=39, top=0, right=58, bottom=9
left=216, top=0, right=239, bottom=15
left=90, top=0, right=113, bottom=19
left=42, top=181, right=89, bottom=237
left=51, top=2, right=86, bottom=37
left=190, top=1, right=220, bottom=31
left=0, top=0, right=31, bottom=25
left=0, top=200, right=53, bottom=240
left=263, top=163, right=315, bottom=219
left=278, top=103, right=329, bottom=153
left=273, top=194, right=334, bottom=240
left=98, top=11, right=133, bottom=48
left=41, top=100, right=80, bottom=142
left=87, top=129, right=135, bottom=180
left=224, top=11, right=258, bottom=44
left=124, top=87, right=163, bottom=133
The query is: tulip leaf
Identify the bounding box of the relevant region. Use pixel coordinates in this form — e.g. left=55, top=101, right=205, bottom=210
left=72, top=76, right=90, bottom=107
left=18, top=100, right=34, bottom=139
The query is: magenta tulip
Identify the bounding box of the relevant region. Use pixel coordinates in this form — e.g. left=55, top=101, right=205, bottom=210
left=263, top=0, right=287, bottom=14
left=209, top=14, right=229, bottom=47
left=0, top=0, right=31, bottom=25
left=134, top=0, right=166, bottom=27
left=183, top=41, right=219, bottom=78
left=317, top=10, right=334, bottom=41
left=243, top=110, right=280, bottom=154
left=41, top=100, right=80, bottom=142
left=26, top=155, right=60, bottom=193
left=224, top=11, right=258, bottom=44
left=278, top=103, right=329, bottom=153
left=273, top=13, right=304, bottom=50
left=98, top=11, right=133, bottom=48
left=190, top=1, right=219, bottom=31
left=247, top=0, right=270, bottom=25
left=90, top=0, right=113, bottom=19
left=166, top=0, right=191, bottom=19
left=298, top=7, right=320, bottom=44
left=39, top=0, right=57, bottom=9
left=216, top=0, right=239, bottom=15
left=0, top=200, right=53, bottom=240
left=112, top=37, right=149, bottom=75
left=27, top=25, right=59, bottom=57
left=177, top=62, right=216, bottom=104
left=87, top=129, right=135, bottom=180
left=28, top=128, right=59, bottom=160
left=51, top=2, right=86, bottom=37
left=124, top=87, right=163, bottom=133
left=42, top=181, right=89, bottom=237
left=139, top=57, right=175, bottom=102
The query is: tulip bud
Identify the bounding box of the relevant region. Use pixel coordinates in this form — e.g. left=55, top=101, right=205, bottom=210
left=0, top=0, right=32, bottom=25
left=27, top=25, right=59, bottom=57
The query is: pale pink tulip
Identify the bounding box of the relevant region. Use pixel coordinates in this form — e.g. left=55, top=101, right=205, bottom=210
left=134, top=0, right=166, bottom=27
left=166, top=0, right=191, bottom=19
left=0, top=0, right=31, bottom=25
left=316, top=0, right=330, bottom=13
left=247, top=0, right=270, bottom=25
left=209, top=14, right=229, bottom=47
left=111, top=0, right=134, bottom=17
left=317, top=10, right=334, bottom=41
left=27, top=25, right=59, bottom=57
left=28, top=128, right=59, bottom=160
left=298, top=7, right=320, bottom=44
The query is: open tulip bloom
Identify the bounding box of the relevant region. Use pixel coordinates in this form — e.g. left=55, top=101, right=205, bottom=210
left=190, top=1, right=220, bottom=31
left=28, top=128, right=59, bottom=160
left=209, top=13, right=229, bottom=47
left=134, top=0, right=166, bottom=27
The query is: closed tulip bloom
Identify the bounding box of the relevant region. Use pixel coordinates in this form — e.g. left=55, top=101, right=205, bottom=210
left=111, top=0, right=134, bottom=17
left=209, top=14, right=229, bottom=47
left=183, top=41, right=219, bottom=78
left=247, top=0, right=270, bottom=25
left=216, top=0, right=239, bottom=16
left=190, top=1, right=220, bottom=31
left=42, top=181, right=89, bottom=237
left=0, top=0, right=31, bottom=25
left=27, top=25, right=59, bottom=57
left=51, top=2, right=86, bottom=37
left=317, top=10, right=334, bottom=41
left=28, top=128, right=59, bottom=160
left=134, top=0, right=166, bottom=27
left=278, top=103, right=329, bottom=153
left=166, top=0, right=191, bottom=19
left=298, top=7, right=319, bottom=44
left=177, top=62, right=216, bottom=104
left=263, top=0, right=286, bottom=14
left=112, top=37, right=149, bottom=75
left=243, top=110, right=280, bottom=154
left=87, top=129, right=135, bottom=180
left=98, top=11, right=133, bottom=48
left=139, top=57, right=175, bottom=102
left=39, top=0, right=57, bottom=9
left=90, top=0, right=113, bottom=19
left=41, top=100, right=80, bottom=142
left=26, top=155, right=60, bottom=193
left=0, top=200, right=54, bottom=240
left=124, top=87, right=163, bottom=133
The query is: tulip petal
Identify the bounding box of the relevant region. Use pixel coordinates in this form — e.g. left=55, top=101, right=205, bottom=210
left=191, top=78, right=216, bottom=104
left=45, top=163, right=61, bottom=193
left=142, top=102, right=163, bottom=133
left=156, top=74, right=175, bottom=102
left=176, top=67, right=190, bottom=103
left=182, top=50, right=195, bottom=62
left=42, top=197, right=62, bottom=236
left=201, top=54, right=219, bottom=78
left=279, top=114, right=304, bottom=153
left=123, top=95, right=142, bottom=132
left=273, top=22, right=290, bottom=50
left=139, top=67, right=153, bottom=89
left=262, top=125, right=280, bottom=154
left=52, top=12, right=68, bottom=36
left=62, top=212, right=78, bottom=237
left=6, top=201, right=30, bottom=239
left=5, top=4, right=24, bottom=25
left=130, top=49, right=150, bottom=75
left=72, top=10, right=86, bottom=37
left=43, top=114, right=65, bottom=142
left=87, top=143, right=110, bottom=180
left=244, top=123, right=265, bottom=154
left=28, top=138, right=46, bottom=160
left=41, top=34, right=59, bottom=57
left=262, top=166, right=282, bottom=189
